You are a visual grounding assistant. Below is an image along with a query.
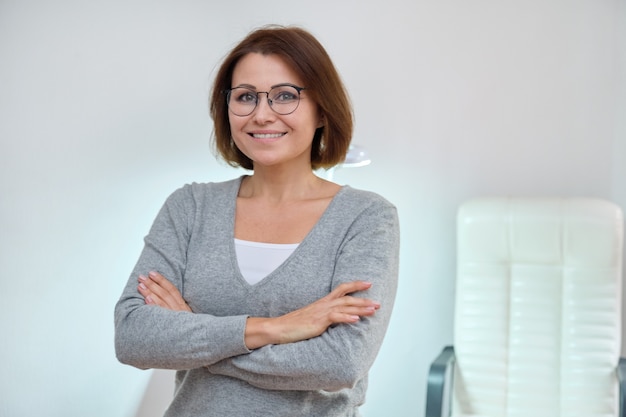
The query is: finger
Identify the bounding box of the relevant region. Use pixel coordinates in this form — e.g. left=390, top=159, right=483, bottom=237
left=332, top=302, right=378, bottom=318
left=329, top=280, right=372, bottom=298
left=148, top=272, right=192, bottom=312
left=328, top=310, right=376, bottom=324
left=148, top=271, right=185, bottom=308
left=329, top=294, right=381, bottom=311
left=148, top=271, right=189, bottom=309
left=148, top=271, right=180, bottom=294
left=139, top=274, right=186, bottom=311
left=145, top=274, right=181, bottom=309
left=324, top=304, right=379, bottom=327
left=329, top=312, right=360, bottom=324
left=138, top=277, right=191, bottom=312
left=138, top=274, right=167, bottom=301
left=137, top=280, right=165, bottom=307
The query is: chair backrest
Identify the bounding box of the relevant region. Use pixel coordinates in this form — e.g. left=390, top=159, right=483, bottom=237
left=453, top=198, right=623, bottom=417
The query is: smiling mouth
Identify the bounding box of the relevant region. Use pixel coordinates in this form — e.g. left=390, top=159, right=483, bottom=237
left=250, top=133, right=286, bottom=139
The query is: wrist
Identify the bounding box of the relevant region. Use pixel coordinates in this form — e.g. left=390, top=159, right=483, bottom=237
left=244, top=317, right=279, bottom=349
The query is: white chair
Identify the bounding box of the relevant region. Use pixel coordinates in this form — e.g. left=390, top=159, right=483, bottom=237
left=426, top=197, right=625, bottom=417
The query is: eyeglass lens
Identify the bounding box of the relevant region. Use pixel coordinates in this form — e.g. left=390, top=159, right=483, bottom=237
left=227, top=85, right=302, bottom=116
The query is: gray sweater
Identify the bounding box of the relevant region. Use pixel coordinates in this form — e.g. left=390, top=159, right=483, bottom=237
left=114, top=177, right=400, bottom=417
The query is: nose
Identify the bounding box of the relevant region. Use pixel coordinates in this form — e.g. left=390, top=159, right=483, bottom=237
left=252, top=92, right=275, bottom=122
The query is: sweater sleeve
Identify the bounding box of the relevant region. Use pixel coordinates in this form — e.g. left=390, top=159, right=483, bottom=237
left=114, top=186, right=251, bottom=370
left=206, top=198, right=400, bottom=391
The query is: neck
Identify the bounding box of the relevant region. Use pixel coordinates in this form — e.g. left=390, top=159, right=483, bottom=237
left=239, top=168, right=326, bottom=203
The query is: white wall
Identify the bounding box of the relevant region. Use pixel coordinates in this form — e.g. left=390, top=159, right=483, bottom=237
left=1, top=1, right=624, bottom=416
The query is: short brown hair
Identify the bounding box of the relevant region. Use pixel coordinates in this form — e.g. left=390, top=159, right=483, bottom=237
left=210, top=25, right=353, bottom=170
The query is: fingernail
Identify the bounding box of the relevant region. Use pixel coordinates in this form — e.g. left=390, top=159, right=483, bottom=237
left=139, top=283, right=147, bottom=290
left=138, top=275, right=147, bottom=282
left=145, top=295, right=153, bottom=304
left=149, top=271, right=157, bottom=278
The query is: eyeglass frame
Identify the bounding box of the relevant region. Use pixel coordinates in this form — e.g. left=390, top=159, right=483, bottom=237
left=224, top=83, right=307, bottom=117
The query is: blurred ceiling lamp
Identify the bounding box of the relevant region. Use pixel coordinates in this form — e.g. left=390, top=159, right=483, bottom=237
left=326, top=144, right=371, bottom=181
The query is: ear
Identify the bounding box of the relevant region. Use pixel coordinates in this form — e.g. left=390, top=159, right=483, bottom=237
left=317, top=114, right=325, bottom=128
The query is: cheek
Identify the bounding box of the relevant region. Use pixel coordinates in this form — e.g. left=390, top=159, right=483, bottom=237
left=227, top=114, right=238, bottom=131
left=228, top=116, right=247, bottom=138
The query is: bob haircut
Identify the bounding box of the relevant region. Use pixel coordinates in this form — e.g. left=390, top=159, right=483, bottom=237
left=210, top=25, right=353, bottom=171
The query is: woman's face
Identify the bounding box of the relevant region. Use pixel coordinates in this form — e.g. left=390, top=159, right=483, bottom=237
left=228, top=53, right=323, bottom=170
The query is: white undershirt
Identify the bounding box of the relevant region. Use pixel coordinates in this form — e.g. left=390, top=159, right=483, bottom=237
left=234, top=238, right=299, bottom=285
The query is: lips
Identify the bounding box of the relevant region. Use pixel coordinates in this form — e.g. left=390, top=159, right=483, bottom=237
left=250, top=132, right=286, bottom=139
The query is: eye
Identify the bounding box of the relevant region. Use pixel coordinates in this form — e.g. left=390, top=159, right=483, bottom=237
left=271, top=87, right=298, bottom=103
left=233, top=90, right=257, bottom=103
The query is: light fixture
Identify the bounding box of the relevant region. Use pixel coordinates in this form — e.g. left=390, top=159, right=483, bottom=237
left=325, top=144, right=371, bottom=181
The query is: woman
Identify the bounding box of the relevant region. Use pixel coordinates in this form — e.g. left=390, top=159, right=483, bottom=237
left=114, top=25, right=399, bottom=417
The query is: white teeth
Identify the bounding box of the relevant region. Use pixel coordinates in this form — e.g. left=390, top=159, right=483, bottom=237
left=252, top=133, right=284, bottom=139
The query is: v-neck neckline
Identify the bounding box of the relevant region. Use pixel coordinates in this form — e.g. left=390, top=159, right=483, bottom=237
left=227, top=176, right=348, bottom=288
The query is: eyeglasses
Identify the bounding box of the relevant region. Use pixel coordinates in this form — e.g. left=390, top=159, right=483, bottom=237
left=225, top=84, right=306, bottom=117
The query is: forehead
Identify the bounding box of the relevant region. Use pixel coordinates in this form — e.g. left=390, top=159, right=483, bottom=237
left=231, top=53, right=303, bottom=88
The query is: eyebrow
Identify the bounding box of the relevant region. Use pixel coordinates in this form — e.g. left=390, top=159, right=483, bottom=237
left=232, top=82, right=299, bottom=90
left=233, top=83, right=256, bottom=90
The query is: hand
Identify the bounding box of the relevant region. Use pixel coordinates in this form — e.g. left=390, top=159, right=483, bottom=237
left=245, top=281, right=380, bottom=349
left=137, top=271, right=192, bottom=312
